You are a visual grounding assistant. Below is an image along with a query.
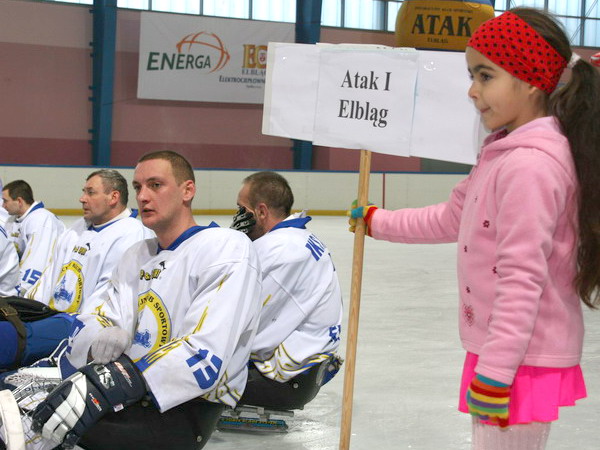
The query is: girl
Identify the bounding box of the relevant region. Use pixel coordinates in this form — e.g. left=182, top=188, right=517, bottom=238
left=351, top=7, right=600, bottom=449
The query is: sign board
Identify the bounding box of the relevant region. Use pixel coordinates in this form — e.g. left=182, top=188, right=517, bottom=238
left=263, top=43, right=483, bottom=164
left=410, top=50, right=485, bottom=164
left=313, top=47, right=418, bottom=156
left=138, top=12, right=294, bottom=104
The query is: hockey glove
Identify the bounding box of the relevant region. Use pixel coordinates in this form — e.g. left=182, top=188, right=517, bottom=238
left=348, top=200, right=378, bottom=236
left=231, top=206, right=256, bottom=234
left=31, top=354, right=146, bottom=448
left=90, top=327, right=131, bottom=365
left=466, top=374, right=510, bottom=428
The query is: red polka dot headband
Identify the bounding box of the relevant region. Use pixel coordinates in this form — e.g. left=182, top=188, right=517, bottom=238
left=467, top=11, right=567, bottom=94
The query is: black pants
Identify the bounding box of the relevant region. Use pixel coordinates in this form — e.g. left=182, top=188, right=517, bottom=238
left=239, top=362, right=324, bottom=411
left=78, top=398, right=224, bottom=450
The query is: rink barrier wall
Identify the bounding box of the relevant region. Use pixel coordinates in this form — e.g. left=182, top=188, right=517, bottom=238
left=0, top=165, right=466, bottom=215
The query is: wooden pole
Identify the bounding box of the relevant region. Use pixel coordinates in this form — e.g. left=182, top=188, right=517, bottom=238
left=339, top=149, right=372, bottom=450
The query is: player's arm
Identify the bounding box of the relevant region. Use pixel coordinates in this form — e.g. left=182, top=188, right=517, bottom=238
left=24, top=228, right=73, bottom=302
left=60, top=261, right=138, bottom=374
left=17, top=219, right=62, bottom=295
left=137, top=241, right=261, bottom=412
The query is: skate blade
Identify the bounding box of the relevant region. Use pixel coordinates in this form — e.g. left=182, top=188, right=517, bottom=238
left=216, top=416, right=288, bottom=433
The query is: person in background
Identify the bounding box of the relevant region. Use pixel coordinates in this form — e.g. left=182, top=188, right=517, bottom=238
left=232, top=171, right=343, bottom=410
left=2, top=180, right=64, bottom=295
left=0, top=170, right=153, bottom=371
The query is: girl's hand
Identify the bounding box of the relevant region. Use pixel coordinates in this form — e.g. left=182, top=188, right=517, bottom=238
left=347, top=200, right=378, bottom=235
left=466, top=374, right=510, bottom=428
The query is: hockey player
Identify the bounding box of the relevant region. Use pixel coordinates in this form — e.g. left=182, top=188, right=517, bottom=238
left=26, top=151, right=262, bottom=449
left=2, top=180, right=65, bottom=296
left=26, top=169, right=153, bottom=313
left=232, top=171, right=343, bottom=410
left=0, top=170, right=154, bottom=370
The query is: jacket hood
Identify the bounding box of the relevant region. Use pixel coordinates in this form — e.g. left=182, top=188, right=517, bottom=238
left=480, top=116, right=573, bottom=175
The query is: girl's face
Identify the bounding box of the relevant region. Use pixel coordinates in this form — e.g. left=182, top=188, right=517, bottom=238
left=466, top=47, right=545, bottom=133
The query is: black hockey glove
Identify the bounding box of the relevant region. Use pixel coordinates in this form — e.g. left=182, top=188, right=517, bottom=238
left=31, top=354, right=146, bottom=449
left=231, top=206, right=256, bottom=234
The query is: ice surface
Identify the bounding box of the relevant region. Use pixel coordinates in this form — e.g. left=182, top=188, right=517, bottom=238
left=60, top=215, right=600, bottom=449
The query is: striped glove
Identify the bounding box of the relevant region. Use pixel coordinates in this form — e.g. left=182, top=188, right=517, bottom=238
left=466, top=374, right=510, bottom=428
left=348, top=200, right=378, bottom=235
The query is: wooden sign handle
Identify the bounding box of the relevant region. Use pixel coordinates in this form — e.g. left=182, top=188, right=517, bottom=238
left=339, top=149, right=372, bottom=450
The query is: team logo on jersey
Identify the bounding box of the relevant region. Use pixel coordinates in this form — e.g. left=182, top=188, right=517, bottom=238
left=139, top=261, right=166, bottom=281
left=132, top=290, right=172, bottom=359
left=72, top=243, right=90, bottom=255
left=49, top=260, right=84, bottom=313
left=134, top=330, right=152, bottom=348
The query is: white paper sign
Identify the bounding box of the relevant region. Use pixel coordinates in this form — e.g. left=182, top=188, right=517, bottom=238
left=410, top=50, right=481, bottom=165
left=262, top=43, right=320, bottom=141
left=138, top=12, right=294, bottom=104
left=263, top=44, right=484, bottom=164
left=312, top=48, right=418, bottom=156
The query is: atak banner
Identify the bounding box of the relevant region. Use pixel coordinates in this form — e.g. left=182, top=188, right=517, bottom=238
left=138, top=12, right=294, bottom=104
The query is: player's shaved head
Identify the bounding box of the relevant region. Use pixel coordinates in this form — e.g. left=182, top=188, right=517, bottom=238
left=138, top=151, right=195, bottom=185
left=243, top=171, right=293, bottom=219
left=87, top=169, right=128, bottom=206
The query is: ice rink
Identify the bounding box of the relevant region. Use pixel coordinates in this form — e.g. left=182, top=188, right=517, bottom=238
left=58, top=215, right=600, bottom=449
left=189, top=215, right=600, bottom=450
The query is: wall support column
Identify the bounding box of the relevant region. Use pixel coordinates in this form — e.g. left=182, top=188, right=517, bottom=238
left=89, top=0, right=117, bottom=166
left=293, top=0, right=322, bottom=170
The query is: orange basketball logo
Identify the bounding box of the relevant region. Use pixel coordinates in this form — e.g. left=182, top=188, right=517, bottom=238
left=176, top=31, right=231, bottom=73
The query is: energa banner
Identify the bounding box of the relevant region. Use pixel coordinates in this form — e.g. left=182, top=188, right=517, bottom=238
left=138, top=12, right=294, bottom=104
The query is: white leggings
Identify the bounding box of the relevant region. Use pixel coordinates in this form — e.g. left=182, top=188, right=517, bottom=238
left=471, top=418, right=552, bottom=450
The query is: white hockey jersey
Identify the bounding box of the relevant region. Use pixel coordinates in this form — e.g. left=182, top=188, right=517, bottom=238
left=63, top=225, right=262, bottom=411
left=250, top=213, right=343, bottom=382
left=7, top=202, right=65, bottom=295
left=26, top=209, right=153, bottom=313
left=0, top=224, right=19, bottom=296
left=0, top=207, right=8, bottom=228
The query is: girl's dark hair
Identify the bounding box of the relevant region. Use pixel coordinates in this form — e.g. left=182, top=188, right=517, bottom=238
left=512, top=7, right=600, bottom=308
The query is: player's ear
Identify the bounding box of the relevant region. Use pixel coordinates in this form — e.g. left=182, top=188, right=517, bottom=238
left=108, top=190, right=120, bottom=207
left=181, top=179, right=195, bottom=202
left=255, top=203, right=269, bottom=220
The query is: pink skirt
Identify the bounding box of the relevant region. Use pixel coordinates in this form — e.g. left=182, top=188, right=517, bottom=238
left=458, top=352, right=587, bottom=425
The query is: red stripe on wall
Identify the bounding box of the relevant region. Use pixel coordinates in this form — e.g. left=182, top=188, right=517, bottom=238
left=0, top=137, right=91, bottom=165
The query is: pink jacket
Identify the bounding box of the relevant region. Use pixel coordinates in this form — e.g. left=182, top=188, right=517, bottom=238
left=370, top=117, right=583, bottom=384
